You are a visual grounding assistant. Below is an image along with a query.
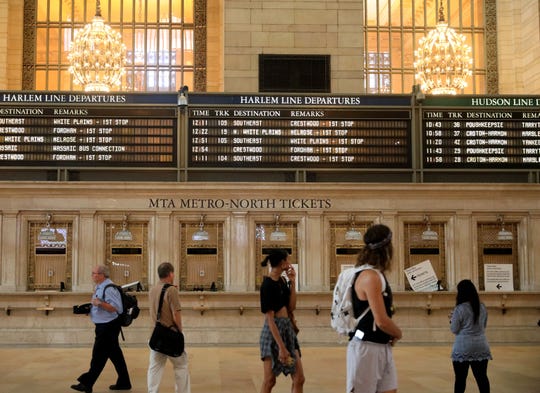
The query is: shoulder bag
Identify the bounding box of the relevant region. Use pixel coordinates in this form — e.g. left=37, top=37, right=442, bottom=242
left=148, top=283, right=185, bottom=357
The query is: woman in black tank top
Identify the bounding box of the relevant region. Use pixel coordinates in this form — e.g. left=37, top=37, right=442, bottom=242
left=351, top=269, right=394, bottom=344
left=346, top=224, right=402, bottom=393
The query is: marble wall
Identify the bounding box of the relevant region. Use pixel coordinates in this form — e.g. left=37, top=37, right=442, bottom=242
left=0, top=182, right=539, bottom=345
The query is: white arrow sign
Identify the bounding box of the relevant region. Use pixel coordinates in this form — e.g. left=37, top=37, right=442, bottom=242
left=404, top=260, right=439, bottom=292
left=484, top=264, right=513, bottom=291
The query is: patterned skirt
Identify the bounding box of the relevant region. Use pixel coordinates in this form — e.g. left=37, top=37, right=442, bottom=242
left=259, top=317, right=301, bottom=376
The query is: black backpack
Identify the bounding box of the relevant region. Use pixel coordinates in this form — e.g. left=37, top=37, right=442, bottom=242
left=104, top=283, right=140, bottom=327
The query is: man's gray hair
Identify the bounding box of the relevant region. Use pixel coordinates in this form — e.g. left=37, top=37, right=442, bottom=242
left=97, top=264, right=110, bottom=278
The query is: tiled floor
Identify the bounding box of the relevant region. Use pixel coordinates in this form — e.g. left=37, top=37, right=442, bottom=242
left=2, top=344, right=539, bottom=393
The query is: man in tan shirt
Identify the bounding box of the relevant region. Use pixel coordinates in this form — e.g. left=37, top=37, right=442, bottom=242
left=147, top=262, right=191, bottom=393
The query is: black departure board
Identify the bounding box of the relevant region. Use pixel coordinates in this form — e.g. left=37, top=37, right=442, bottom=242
left=422, top=96, right=540, bottom=168
left=0, top=92, right=178, bottom=167
left=187, top=94, right=411, bottom=168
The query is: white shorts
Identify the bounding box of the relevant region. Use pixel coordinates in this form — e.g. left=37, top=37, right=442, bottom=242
left=346, top=338, right=397, bottom=393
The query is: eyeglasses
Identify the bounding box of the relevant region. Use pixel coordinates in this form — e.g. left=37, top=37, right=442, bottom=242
left=91, top=272, right=104, bottom=275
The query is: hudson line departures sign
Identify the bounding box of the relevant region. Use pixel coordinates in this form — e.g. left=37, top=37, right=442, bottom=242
left=0, top=92, right=178, bottom=167
left=422, top=96, right=540, bottom=168
left=187, top=94, right=412, bottom=168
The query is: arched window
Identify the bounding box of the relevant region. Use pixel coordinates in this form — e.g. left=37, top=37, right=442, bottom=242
left=364, top=0, right=491, bottom=94
left=24, top=0, right=205, bottom=92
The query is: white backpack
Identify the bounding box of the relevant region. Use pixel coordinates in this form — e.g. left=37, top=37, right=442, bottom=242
left=330, top=264, right=386, bottom=336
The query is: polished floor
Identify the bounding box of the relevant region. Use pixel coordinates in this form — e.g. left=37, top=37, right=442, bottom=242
left=2, top=344, right=539, bottom=393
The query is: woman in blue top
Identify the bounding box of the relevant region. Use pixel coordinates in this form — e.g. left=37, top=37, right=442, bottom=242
left=450, top=279, right=492, bottom=393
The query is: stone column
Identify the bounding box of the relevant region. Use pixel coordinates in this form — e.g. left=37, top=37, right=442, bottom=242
left=452, top=213, right=474, bottom=289
left=524, top=214, right=540, bottom=291
left=228, top=211, right=249, bottom=291
left=76, top=210, right=96, bottom=292
left=152, top=211, right=173, bottom=286
left=0, top=210, right=18, bottom=291
left=304, top=212, right=325, bottom=291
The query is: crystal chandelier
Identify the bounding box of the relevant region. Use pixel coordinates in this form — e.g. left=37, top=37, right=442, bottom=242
left=414, top=4, right=472, bottom=95
left=68, top=0, right=126, bottom=92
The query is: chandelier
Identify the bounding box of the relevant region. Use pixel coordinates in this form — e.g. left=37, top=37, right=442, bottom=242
left=414, top=4, right=472, bottom=95
left=68, top=0, right=126, bottom=92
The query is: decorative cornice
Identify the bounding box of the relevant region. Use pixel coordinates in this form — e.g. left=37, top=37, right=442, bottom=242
left=194, top=0, right=207, bottom=92
left=22, top=0, right=36, bottom=90
left=485, top=0, right=499, bottom=94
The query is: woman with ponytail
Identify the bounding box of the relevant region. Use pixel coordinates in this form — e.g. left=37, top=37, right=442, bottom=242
left=347, top=224, right=402, bottom=393
left=259, top=248, right=305, bottom=393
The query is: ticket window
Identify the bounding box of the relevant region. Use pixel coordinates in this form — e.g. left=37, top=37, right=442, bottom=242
left=28, top=221, right=72, bottom=291
left=477, top=222, right=518, bottom=291
left=255, top=221, right=297, bottom=290
left=404, top=222, right=446, bottom=291
left=180, top=221, right=223, bottom=291
left=329, top=221, right=369, bottom=289
left=105, top=221, right=148, bottom=289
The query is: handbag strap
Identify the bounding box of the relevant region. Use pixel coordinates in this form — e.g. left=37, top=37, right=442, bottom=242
left=156, top=283, right=172, bottom=322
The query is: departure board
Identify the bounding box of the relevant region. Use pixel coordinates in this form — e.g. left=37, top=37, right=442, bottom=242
left=188, top=94, right=411, bottom=168
left=422, top=96, right=540, bottom=168
left=0, top=92, right=178, bottom=167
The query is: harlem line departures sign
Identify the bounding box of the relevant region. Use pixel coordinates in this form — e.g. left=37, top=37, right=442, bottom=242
left=187, top=94, right=412, bottom=168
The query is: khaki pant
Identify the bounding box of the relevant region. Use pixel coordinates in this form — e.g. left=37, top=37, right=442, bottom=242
left=147, top=349, right=191, bottom=393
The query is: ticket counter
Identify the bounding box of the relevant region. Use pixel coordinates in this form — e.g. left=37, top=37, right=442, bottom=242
left=477, top=220, right=518, bottom=290
left=329, top=217, right=368, bottom=288
left=29, top=216, right=72, bottom=291
left=0, top=183, right=538, bottom=346
left=105, top=219, right=148, bottom=288
left=255, top=217, right=297, bottom=290
left=180, top=219, right=223, bottom=291
left=404, top=220, right=446, bottom=291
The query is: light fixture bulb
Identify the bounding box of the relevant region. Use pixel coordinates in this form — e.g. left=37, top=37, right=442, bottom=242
left=421, top=216, right=439, bottom=241
left=421, top=227, right=439, bottom=241
left=192, top=230, right=209, bottom=241
left=114, top=229, right=133, bottom=241
left=497, top=229, right=513, bottom=241
left=345, top=229, right=362, bottom=241
left=496, top=216, right=513, bottom=241
left=345, top=214, right=361, bottom=241
left=115, top=215, right=133, bottom=241
left=38, top=214, right=57, bottom=241
left=192, top=215, right=209, bottom=241
left=38, top=228, right=56, bottom=241
left=270, top=229, right=287, bottom=242
left=270, top=214, right=287, bottom=241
